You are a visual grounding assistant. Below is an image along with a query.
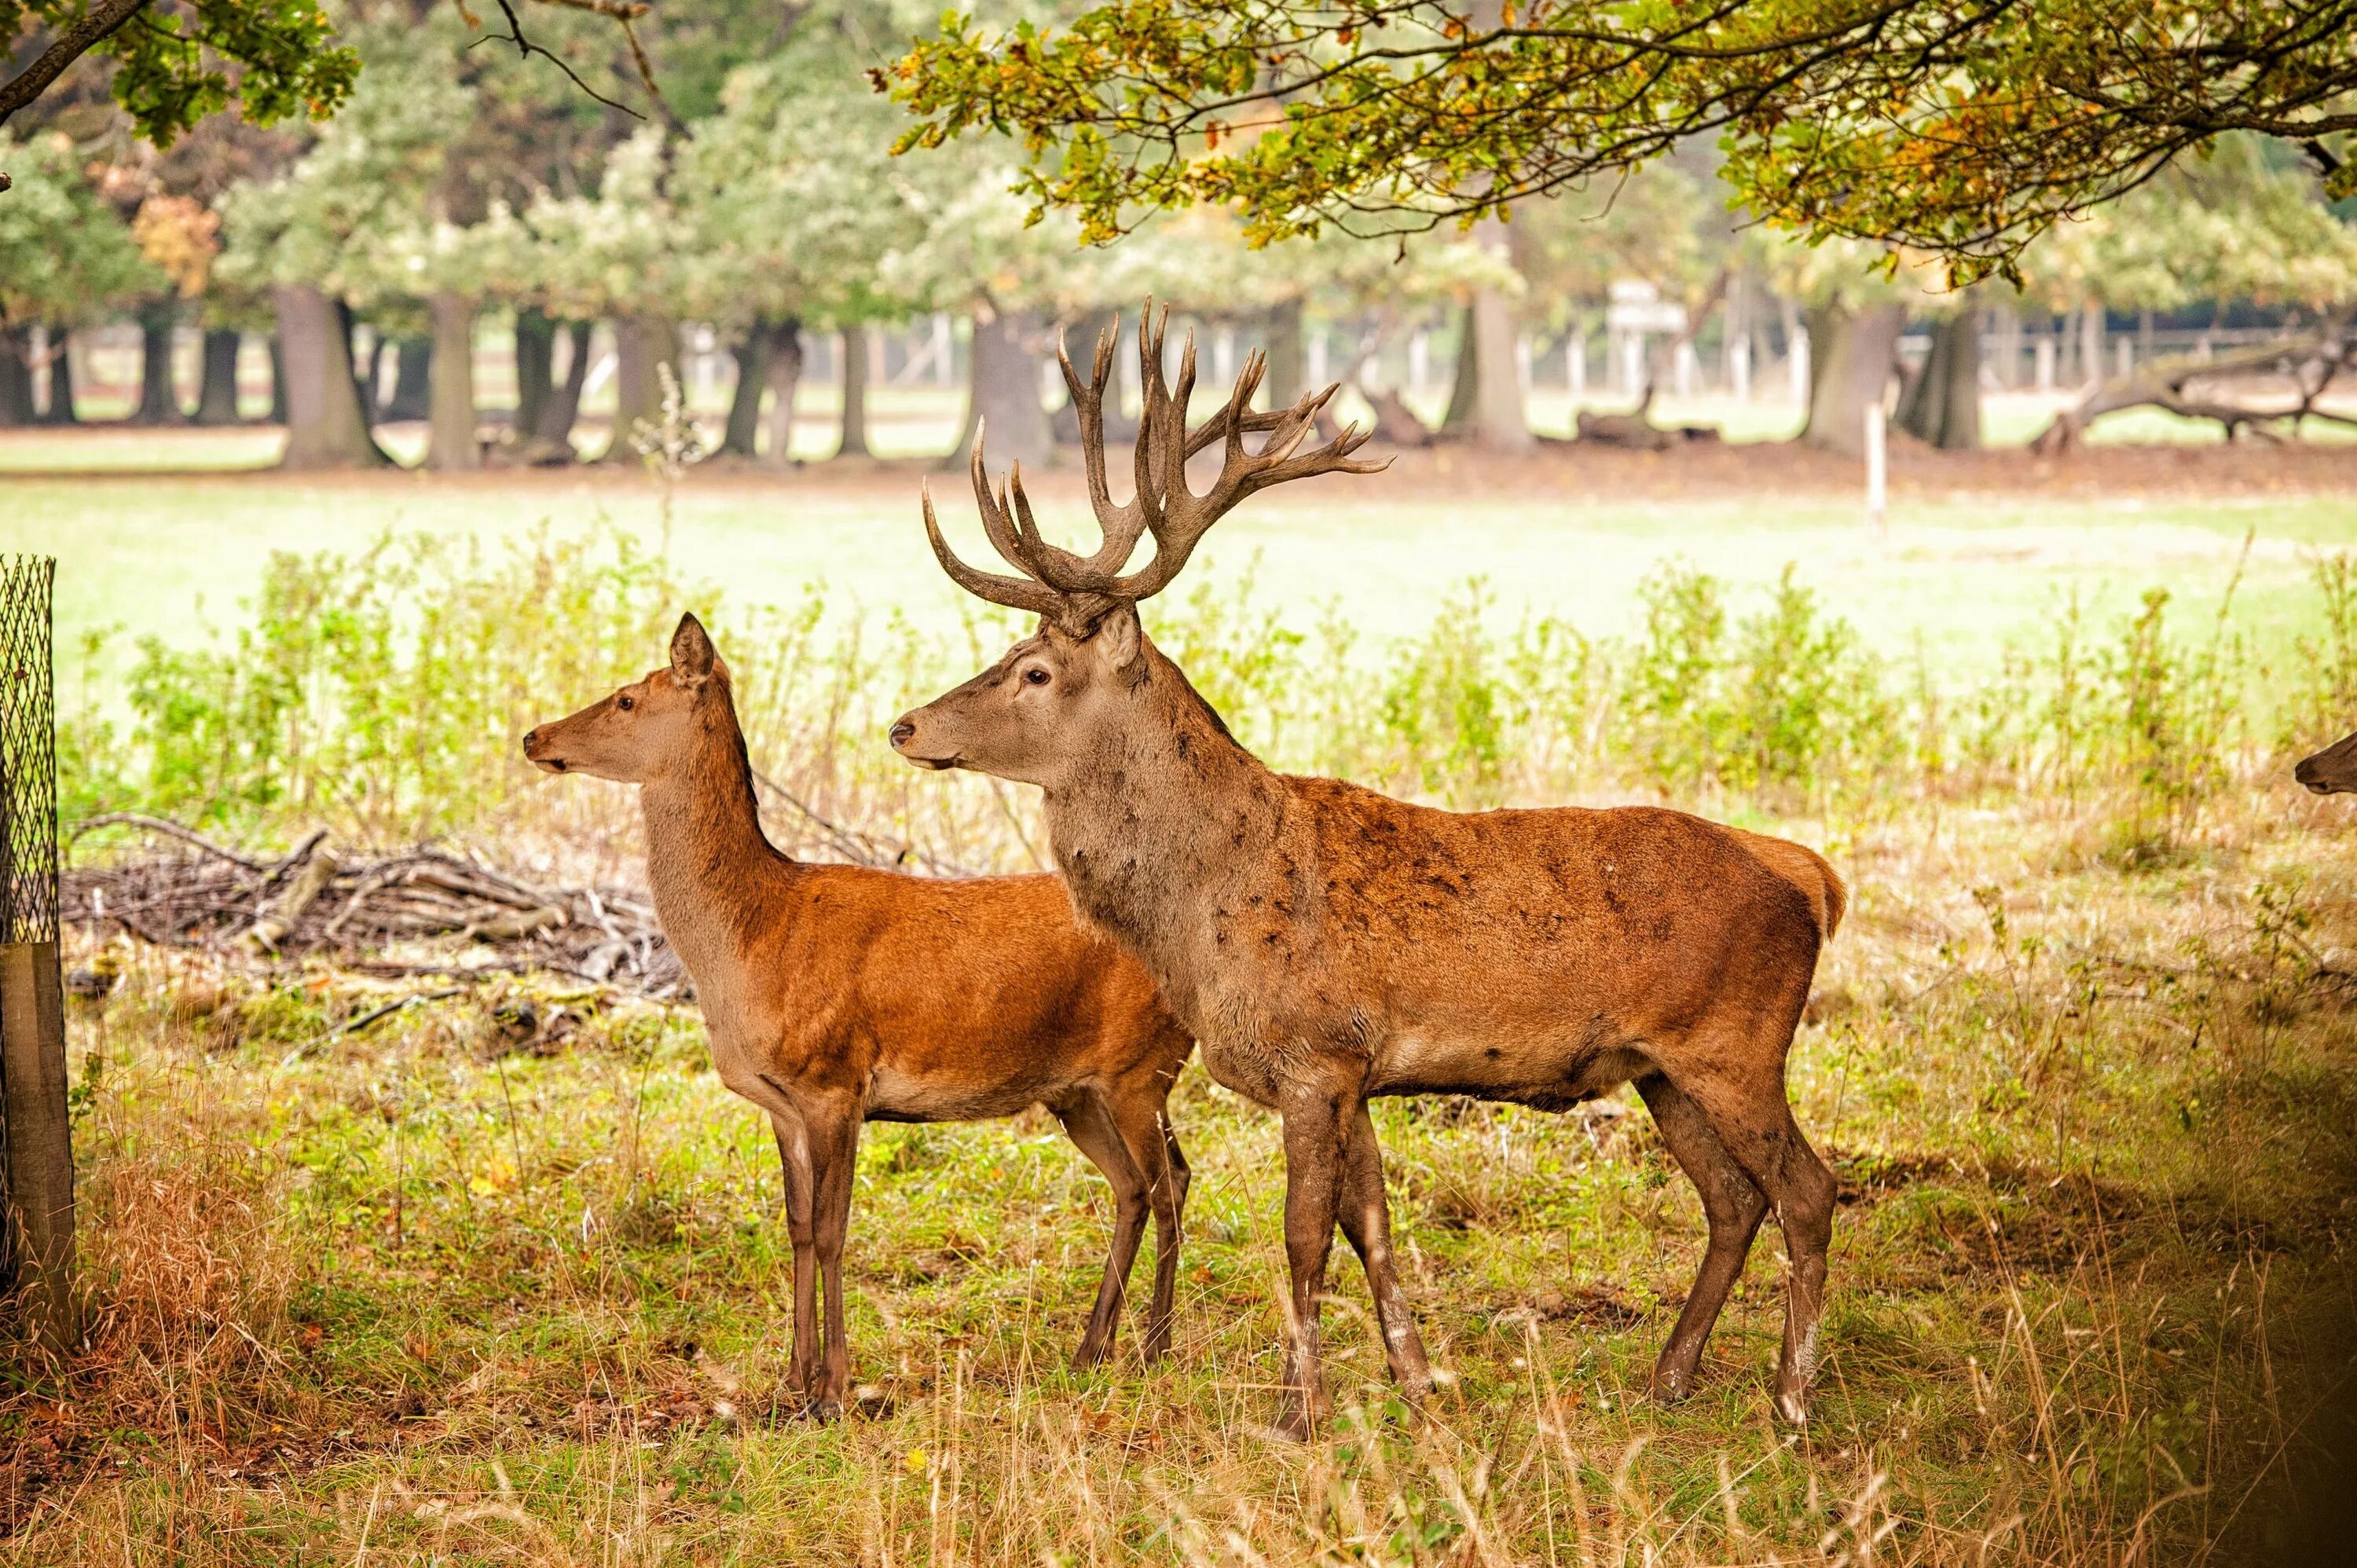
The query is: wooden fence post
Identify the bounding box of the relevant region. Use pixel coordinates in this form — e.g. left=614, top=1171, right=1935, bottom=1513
left=0, top=554, right=74, bottom=1358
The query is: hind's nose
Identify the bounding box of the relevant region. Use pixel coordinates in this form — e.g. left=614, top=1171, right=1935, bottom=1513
left=522, top=728, right=540, bottom=753
left=889, top=720, right=915, bottom=750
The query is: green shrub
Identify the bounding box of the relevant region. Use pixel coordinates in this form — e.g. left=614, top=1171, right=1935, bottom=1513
left=60, top=533, right=2330, bottom=859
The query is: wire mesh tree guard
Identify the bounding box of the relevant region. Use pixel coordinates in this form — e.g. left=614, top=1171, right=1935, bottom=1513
left=0, top=553, right=74, bottom=1354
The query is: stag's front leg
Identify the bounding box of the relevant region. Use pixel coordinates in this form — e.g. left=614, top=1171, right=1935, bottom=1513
left=1275, top=1073, right=1353, bottom=1441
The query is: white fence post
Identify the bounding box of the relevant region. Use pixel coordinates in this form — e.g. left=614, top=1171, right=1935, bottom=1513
left=1864, top=402, right=1887, bottom=537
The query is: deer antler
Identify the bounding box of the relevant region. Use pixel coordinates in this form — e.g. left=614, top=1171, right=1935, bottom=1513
left=920, top=300, right=1387, bottom=633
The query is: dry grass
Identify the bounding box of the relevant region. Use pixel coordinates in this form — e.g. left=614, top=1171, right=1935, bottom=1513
left=3, top=768, right=2352, bottom=1565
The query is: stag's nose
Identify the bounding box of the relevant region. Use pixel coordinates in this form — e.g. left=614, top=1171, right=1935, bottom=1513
left=888, top=720, right=916, bottom=750
left=522, top=728, right=540, bottom=753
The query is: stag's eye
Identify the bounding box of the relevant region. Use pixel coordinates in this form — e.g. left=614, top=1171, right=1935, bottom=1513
left=618, top=696, right=636, bottom=711
left=1022, top=668, right=1051, bottom=687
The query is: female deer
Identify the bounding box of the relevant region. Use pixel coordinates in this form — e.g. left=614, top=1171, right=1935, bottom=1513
left=889, top=309, right=1845, bottom=1437
left=526, top=615, right=1193, bottom=1416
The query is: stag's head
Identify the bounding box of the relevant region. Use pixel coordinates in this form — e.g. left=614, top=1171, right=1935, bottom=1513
left=2295, top=729, right=2357, bottom=795
left=524, top=614, right=728, bottom=785
left=889, top=305, right=1382, bottom=786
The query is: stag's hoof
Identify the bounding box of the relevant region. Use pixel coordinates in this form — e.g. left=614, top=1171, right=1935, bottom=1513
left=1774, top=1389, right=1811, bottom=1425
left=1072, top=1337, right=1111, bottom=1372
left=1648, top=1366, right=1696, bottom=1405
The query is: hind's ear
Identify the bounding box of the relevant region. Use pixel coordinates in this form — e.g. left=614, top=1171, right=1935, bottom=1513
left=670, top=613, right=717, bottom=687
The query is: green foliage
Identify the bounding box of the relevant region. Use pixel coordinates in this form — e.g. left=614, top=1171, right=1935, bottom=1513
left=0, top=0, right=354, bottom=151
left=67, top=539, right=2337, bottom=851
left=0, top=130, right=158, bottom=323
left=80, top=526, right=690, bottom=837
left=214, top=42, right=474, bottom=304
left=1618, top=563, right=1897, bottom=799
left=882, top=1, right=2357, bottom=278
left=2286, top=551, right=2357, bottom=754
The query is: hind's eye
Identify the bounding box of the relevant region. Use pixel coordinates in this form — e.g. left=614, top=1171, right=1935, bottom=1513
left=1023, top=668, right=1050, bottom=687
left=618, top=696, right=636, bottom=711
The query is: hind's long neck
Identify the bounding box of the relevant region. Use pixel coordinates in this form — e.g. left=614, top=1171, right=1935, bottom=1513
left=639, top=688, right=796, bottom=985
left=1040, top=642, right=1285, bottom=1029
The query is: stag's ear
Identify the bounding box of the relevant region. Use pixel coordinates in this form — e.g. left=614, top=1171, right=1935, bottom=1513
left=670, top=613, right=717, bottom=687
left=1096, top=603, right=1143, bottom=677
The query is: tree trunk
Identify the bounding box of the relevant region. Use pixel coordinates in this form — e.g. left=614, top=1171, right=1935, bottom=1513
left=1800, top=302, right=1904, bottom=457
left=838, top=321, right=871, bottom=457
left=192, top=328, right=241, bottom=425
left=267, top=335, right=287, bottom=423
left=952, top=308, right=1051, bottom=471
left=1893, top=312, right=1981, bottom=450
left=383, top=335, right=431, bottom=421
left=1265, top=299, right=1307, bottom=406
left=762, top=320, right=804, bottom=467
left=0, top=324, right=32, bottom=426
left=605, top=314, right=677, bottom=461
left=514, top=306, right=555, bottom=440
left=522, top=320, right=589, bottom=463
left=1439, top=292, right=1533, bottom=452
left=720, top=321, right=773, bottom=458
left=38, top=327, right=77, bottom=423
left=133, top=303, right=184, bottom=423
left=274, top=284, right=390, bottom=468
left=424, top=292, right=479, bottom=471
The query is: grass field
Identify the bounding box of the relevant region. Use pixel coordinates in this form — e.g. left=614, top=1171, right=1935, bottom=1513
left=5, top=432, right=2357, bottom=1563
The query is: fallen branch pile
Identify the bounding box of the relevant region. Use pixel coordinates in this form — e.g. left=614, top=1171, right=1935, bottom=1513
left=64, top=814, right=689, bottom=998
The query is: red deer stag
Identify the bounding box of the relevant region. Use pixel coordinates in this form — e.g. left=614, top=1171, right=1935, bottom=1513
left=888, top=310, right=1845, bottom=1437
left=525, top=615, right=1193, bottom=1417
left=2296, top=730, right=2357, bottom=793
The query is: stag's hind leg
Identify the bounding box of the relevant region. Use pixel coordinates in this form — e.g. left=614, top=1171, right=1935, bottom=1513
left=1052, top=1094, right=1153, bottom=1369
left=1678, top=1061, right=1837, bottom=1425
left=1634, top=1073, right=1769, bottom=1402
left=1336, top=1101, right=1434, bottom=1407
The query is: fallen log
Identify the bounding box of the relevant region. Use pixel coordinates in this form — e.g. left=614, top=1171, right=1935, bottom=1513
left=2029, top=334, right=2355, bottom=453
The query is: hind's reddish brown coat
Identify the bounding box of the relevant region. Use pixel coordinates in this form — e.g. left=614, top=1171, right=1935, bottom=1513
left=526, top=616, right=1193, bottom=1416
left=890, top=307, right=1845, bottom=1436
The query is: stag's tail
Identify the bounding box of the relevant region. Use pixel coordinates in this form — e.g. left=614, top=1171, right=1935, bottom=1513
left=1737, top=831, right=1848, bottom=943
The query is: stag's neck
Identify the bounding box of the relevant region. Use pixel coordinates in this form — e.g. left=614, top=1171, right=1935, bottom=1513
left=637, top=694, right=797, bottom=985
left=1041, top=643, right=1283, bottom=1010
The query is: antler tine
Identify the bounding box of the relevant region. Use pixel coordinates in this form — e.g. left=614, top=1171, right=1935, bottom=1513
left=940, top=303, right=1385, bottom=619
left=966, top=422, right=1035, bottom=576
left=1003, top=460, right=1112, bottom=592
left=919, top=479, right=1063, bottom=620
left=1092, top=376, right=1387, bottom=606
left=1055, top=317, right=1149, bottom=578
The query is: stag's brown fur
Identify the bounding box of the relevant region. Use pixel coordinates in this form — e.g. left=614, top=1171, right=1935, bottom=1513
left=890, top=307, right=1844, bottom=1435
left=2296, top=729, right=2357, bottom=793
left=526, top=616, right=1193, bottom=1416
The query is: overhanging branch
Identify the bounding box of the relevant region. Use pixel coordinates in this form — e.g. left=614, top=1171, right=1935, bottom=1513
left=0, top=0, right=154, bottom=130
